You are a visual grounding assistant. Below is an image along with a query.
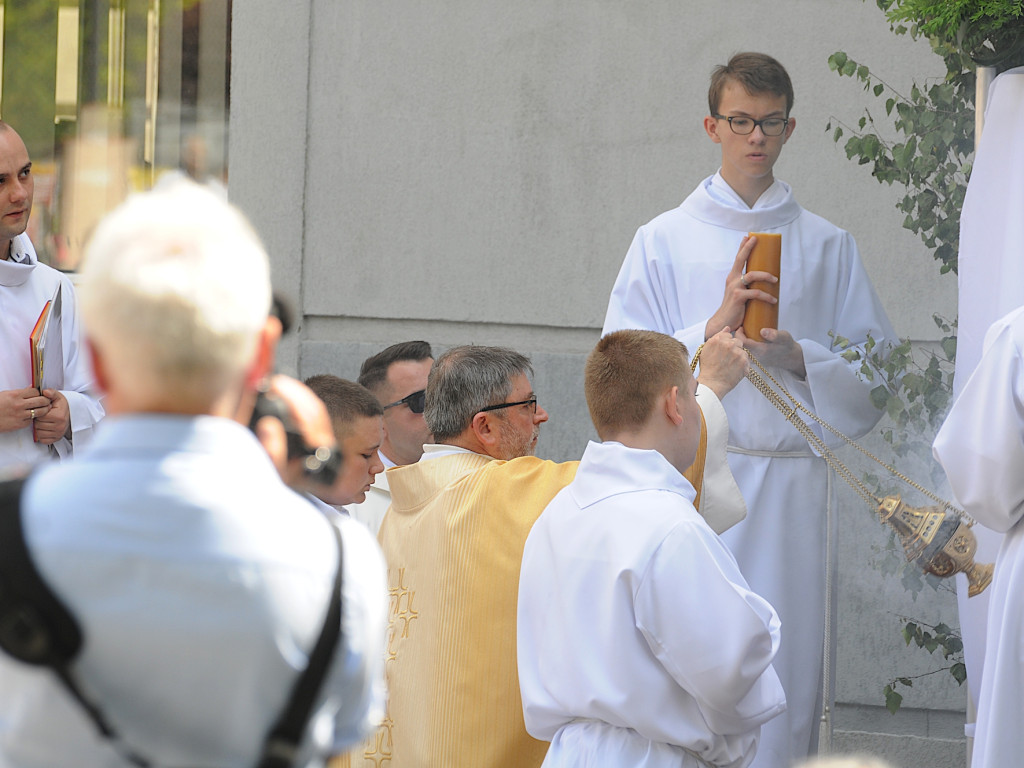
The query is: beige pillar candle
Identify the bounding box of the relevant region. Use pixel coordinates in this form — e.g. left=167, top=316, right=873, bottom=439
left=742, top=232, right=781, bottom=339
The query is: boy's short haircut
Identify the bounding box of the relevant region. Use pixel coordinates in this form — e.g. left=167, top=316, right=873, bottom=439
left=585, top=330, right=689, bottom=439
left=357, top=341, right=433, bottom=396
left=708, top=52, right=794, bottom=116
left=304, top=375, right=383, bottom=439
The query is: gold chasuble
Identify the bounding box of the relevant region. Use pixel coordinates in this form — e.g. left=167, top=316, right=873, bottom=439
left=350, top=452, right=578, bottom=768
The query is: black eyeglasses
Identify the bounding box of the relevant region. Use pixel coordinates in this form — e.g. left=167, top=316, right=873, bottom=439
left=383, top=389, right=426, bottom=414
left=479, top=397, right=538, bottom=414
left=712, top=114, right=789, bottom=137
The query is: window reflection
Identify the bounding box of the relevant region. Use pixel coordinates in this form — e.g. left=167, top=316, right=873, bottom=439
left=0, top=0, right=231, bottom=270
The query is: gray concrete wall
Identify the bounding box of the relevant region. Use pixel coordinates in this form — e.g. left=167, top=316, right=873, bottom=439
left=231, top=2, right=968, bottom=765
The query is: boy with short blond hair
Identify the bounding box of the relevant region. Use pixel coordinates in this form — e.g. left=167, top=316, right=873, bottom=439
left=517, top=329, right=785, bottom=768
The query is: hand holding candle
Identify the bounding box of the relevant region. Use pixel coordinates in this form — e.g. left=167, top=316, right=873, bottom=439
left=742, top=232, right=781, bottom=339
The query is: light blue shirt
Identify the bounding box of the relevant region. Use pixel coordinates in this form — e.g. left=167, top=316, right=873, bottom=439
left=0, top=413, right=386, bottom=768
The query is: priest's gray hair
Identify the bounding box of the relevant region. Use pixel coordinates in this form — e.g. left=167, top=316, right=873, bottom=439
left=78, top=179, right=271, bottom=407
left=425, top=345, right=533, bottom=443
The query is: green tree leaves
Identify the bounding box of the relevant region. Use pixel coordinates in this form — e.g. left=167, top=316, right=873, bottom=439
left=883, top=618, right=967, bottom=713
left=883, top=0, right=1024, bottom=67
left=833, top=322, right=956, bottom=474
left=825, top=48, right=973, bottom=275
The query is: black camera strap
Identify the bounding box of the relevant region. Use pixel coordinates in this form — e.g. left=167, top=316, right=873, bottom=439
left=0, top=476, right=82, bottom=666
left=0, top=475, right=345, bottom=768
left=257, top=517, right=345, bottom=768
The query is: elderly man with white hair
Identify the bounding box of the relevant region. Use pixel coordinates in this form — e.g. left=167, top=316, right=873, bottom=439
left=0, top=181, right=387, bottom=768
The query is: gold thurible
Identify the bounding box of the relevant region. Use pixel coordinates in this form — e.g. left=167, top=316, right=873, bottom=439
left=877, top=496, right=993, bottom=597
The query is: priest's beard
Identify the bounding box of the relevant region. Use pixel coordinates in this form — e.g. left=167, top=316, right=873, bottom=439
left=497, top=421, right=538, bottom=460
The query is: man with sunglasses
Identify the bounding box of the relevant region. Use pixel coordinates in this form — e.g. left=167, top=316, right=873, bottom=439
left=349, top=341, right=434, bottom=532
left=603, top=53, right=894, bottom=768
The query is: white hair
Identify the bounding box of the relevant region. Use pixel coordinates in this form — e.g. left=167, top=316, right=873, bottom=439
left=78, top=180, right=271, bottom=406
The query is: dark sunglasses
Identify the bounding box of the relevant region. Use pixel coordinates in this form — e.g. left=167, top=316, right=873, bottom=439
left=383, top=389, right=426, bottom=414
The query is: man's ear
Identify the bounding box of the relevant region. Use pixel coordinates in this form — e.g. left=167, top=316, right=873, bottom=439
left=470, top=411, right=501, bottom=449
left=664, top=385, right=684, bottom=427
left=245, top=315, right=283, bottom=389
left=704, top=115, right=723, bottom=144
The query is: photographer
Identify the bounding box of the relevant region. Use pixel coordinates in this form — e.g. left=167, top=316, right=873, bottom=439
left=0, top=181, right=386, bottom=768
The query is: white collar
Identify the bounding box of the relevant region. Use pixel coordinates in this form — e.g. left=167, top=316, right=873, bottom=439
left=681, top=173, right=801, bottom=231
left=419, top=443, right=489, bottom=462
left=0, top=234, right=38, bottom=286
left=707, top=171, right=789, bottom=211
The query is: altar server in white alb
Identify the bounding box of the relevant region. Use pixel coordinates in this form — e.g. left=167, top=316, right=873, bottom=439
left=602, top=53, right=894, bottom=767
left=933, top=305, right=1024, bottom=768
left=518, top=329, right=786, bottom=768
left=0, top=121, right=103, bottom=468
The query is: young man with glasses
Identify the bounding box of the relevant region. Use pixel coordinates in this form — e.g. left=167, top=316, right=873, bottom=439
left=603, top=52, right=895, bottom=767
left=349, top=341, right=434, bottom=532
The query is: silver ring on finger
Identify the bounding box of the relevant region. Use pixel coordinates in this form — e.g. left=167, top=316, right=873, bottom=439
left=30, top=408, right=36, bottom=420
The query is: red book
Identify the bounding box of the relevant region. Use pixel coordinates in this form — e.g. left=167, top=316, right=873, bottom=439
left=28, top=284, right=63, bottom=440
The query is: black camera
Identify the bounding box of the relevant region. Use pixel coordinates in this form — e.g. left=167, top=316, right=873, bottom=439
left=249, top=389, right=343, bottom=487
